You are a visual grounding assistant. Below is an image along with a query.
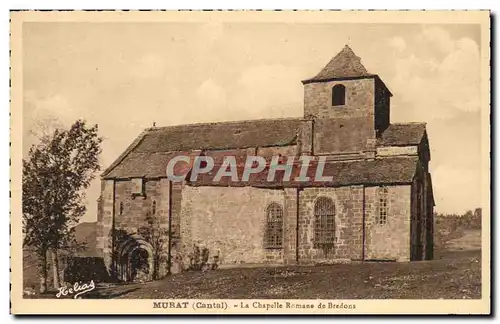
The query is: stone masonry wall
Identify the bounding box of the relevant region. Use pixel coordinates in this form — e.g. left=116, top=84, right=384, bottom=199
left=376, top=146, right=418, bottom=157
left=298, top=119, right=313, bottom=155
left=303, top=78, right=375, bottom=119
left=297, top=185, right=411, bottom=263
left=283, top=188, right=299, bottom=264
left=170, top=181, right=183, bottom=244
left=113, top=179, right=168, bottom=233
left=365, top=185, right=411, bottom=261
left=257, top=145, right=297, bottom=157
left=179, top=186, right=287, bottom=265
left=303, top=78, right=376, bottom=155
left=297, top=186, right=364, bottom=263
left=314, top=117, right=375, bottom=154
left=114, top=179, right=170, bottom=277
left=96, top=178, right=173, bottom=279
left=96, top=180, right=114, bottom=273
left=374, top=78, right=391, bottom=134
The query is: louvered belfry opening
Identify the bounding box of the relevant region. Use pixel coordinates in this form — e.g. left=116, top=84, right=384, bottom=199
left=265, top=202, right=284, bottom=249
left=314, top=197, right=335, bottom=256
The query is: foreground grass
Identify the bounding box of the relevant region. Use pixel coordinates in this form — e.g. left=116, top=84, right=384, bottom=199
left=82, top=249, right=481, bottom=300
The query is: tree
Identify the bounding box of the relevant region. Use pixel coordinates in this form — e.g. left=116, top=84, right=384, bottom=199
left=22, top=120, right=102, bottom=292
left=473, top=208, right=482, bottom=229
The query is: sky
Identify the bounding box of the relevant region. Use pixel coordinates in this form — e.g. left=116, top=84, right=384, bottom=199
left=22, top=22, right=483, bottom=222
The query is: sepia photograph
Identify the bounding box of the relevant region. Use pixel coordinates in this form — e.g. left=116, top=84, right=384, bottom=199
left=10, top=10, right=490, bottom=314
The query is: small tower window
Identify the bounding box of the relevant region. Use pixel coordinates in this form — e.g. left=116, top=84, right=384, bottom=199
left=119, top=201, right=124, bottom=216
left=152, top=200, right=156, bottom=215
left=332, top=84, right=346, bottom=106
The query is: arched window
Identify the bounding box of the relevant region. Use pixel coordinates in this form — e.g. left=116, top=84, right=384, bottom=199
left=119, top=201, right=124, bottom=216
left=378, top=187, right=389, bottom=225
left=152, top=200, right=156, bottom=215
left=332, top=84, right=346, bottom=106
left=314, top=197, right=335, bottom=246
left=265, top=202, right=283, bottom=249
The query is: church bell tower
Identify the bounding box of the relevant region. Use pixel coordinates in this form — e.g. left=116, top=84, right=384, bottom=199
left=301, top=45, right=393, bottom=156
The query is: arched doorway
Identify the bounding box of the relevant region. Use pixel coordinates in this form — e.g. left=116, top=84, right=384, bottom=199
left=117, top=235, right=154, bottom=282
left=129, top=248, right=150, bottom=282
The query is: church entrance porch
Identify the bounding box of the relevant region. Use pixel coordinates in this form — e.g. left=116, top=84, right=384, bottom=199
left=129, top=248, right=150, bottom=282
left=116, top=235, right=154, bottom=283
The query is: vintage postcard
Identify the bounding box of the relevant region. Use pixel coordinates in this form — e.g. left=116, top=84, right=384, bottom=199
left=10, top=10, right=490, bottom=315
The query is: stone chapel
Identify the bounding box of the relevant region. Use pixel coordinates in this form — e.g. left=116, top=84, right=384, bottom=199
left=97, top=45, right=435, bottom=282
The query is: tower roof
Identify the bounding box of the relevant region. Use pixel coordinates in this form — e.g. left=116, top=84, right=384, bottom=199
left=303, top=45, right=373, bottom=83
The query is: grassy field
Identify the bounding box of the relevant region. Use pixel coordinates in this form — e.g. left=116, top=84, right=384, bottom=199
left=83, top=228, right=482, bottom=300
left=79, top=248, right=481, bottom=300
left=25, top=227, right=482, bottom=300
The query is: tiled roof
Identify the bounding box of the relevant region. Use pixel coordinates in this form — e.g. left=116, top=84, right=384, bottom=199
left=378, top=123, right=427, bottom=146
left=103, top=152, right=196, bottom=179
left=101, top=119, right=427, bottom=181
left=102, top=118, right=303, bottom=178
left=134, top=118, right=302, bottom=152
left=104, top=142, right=419, bottom=187
left=188, top=156, right=419, bottom=188
left=303, top=45, right=373, bottom=83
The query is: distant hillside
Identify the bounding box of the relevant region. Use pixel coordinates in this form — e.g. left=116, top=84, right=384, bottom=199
left=72, top=222, right=98, bottom=257
left=23, top=221, right=98, bottom=290
left=434, top=208, right=482, bottom=257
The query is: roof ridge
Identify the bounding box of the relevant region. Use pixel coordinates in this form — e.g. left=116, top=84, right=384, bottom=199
left=303, top=45, right=371, bottom=82
left=391, top=122, right=427, bottom=125
left=148, top=117, right=305, bottom=131
left=100, top=129, right=149, bottom=177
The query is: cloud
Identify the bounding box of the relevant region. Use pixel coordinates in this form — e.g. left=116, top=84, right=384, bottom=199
left=419, top=26, right=455, bottom=54
left=236, top=64, right=304, bottom=118
left=387, top=27, right=482, bottom=214
left=390, top=28, right=480, bottom=120
left=196, top=78, right=227, bottom=108
left=201, top=22, right=224, bottom=42
left=22, top=23, right=483, bottom=220
left=195, top=22, right=225, bottom=53
left=432, top=165, right=481, bottom=213
left=23, top=92, right=85, bottom=155
left=24, top=92, right=77, bottom=125
left=388, top=36, right=406, bottom=52
left=130, top=54, right=166, bottom=79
